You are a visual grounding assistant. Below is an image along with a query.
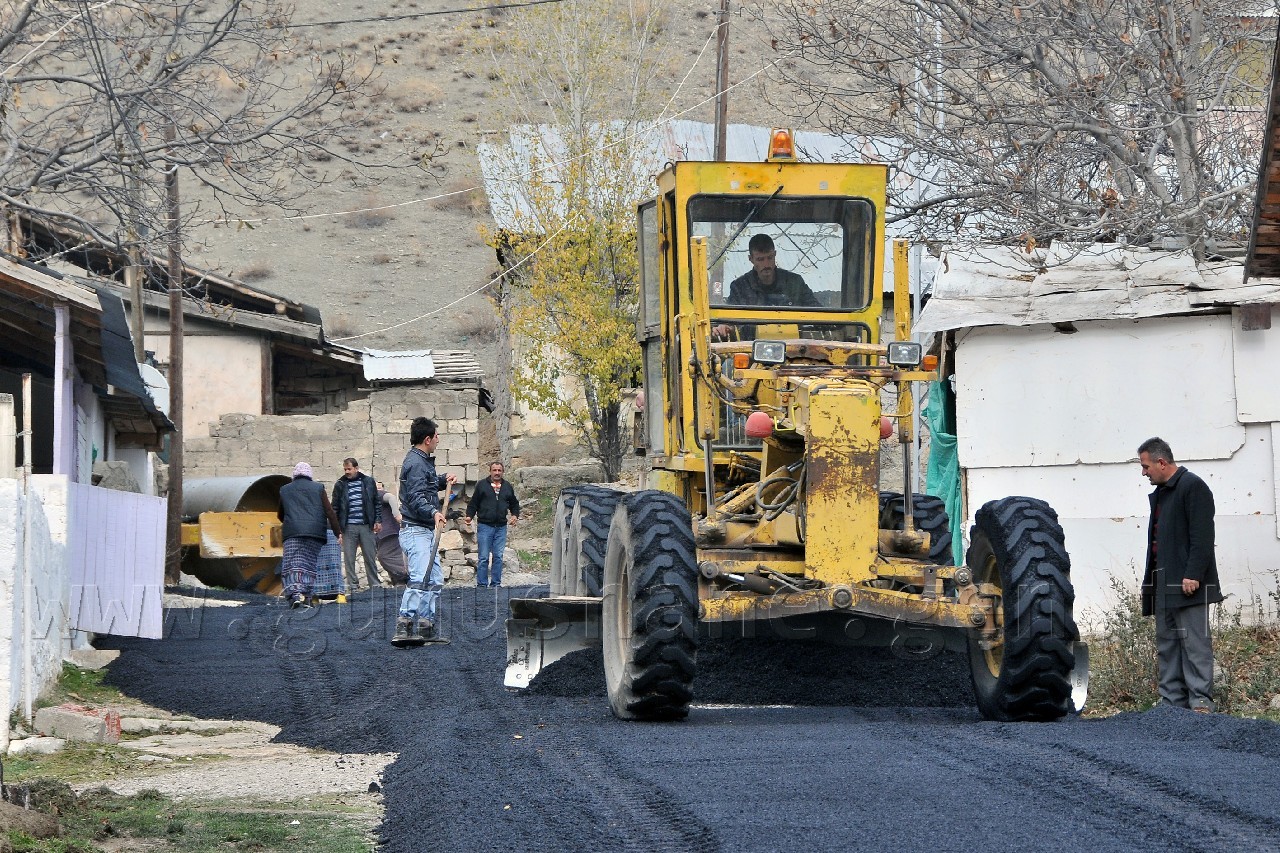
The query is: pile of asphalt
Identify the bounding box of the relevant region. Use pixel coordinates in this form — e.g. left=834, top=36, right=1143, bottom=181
left=96, top=586, right=1280, bottom=852
left=527, top=641, right=976, bottom=707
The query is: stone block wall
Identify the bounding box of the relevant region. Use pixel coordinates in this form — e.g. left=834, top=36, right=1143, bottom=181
left=184, top=386, right=482, bottom=487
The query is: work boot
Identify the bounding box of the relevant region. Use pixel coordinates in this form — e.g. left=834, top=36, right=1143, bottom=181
left=393, top=618, right=414, bottom=643
left=416, top=619, right=436, bottom=641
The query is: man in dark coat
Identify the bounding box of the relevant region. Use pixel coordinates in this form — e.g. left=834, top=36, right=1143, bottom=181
left=1139, top=437, right=1223, bottom=712
left=332, top=457, right=382, bottom=591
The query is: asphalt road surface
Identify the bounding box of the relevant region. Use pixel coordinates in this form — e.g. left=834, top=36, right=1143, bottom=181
left=101, top=587, right=1280, bottom=853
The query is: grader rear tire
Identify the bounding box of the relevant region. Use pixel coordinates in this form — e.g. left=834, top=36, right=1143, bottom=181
left=602, top=491, right=699, bottom=721
left=549, top=487, right=591, bottom=596
left=571, top=486, right=623, bottom=596
left=966, top=496, right=1078, bottom=722
left=878, top=492, right=954, bottom=565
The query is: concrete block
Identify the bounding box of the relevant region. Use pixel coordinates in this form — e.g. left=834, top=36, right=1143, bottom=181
left=64, top=649, right=120, bottom=671
left=437, top=404, right=466, bottom=420
left=437, top=433, right=466, bottom=450
left=34, top=704, right=121, bottom=744
left=121, top=717, right=164, bottom=734
left=8, top=736, right=66, bottom=756
left=407, top=401, right=436, bottom=419
left=451, top=448, right=479, bottom=467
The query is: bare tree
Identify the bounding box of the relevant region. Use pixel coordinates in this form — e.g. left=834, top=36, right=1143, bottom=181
left=0, top=0, right=379, bottom=256
left=764, top=0, right=1276, bottom=258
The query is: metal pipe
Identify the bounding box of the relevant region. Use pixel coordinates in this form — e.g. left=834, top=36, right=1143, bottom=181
left=21, top=372, right=33, bottom=723
left=703, top=437, right=717, bottom=523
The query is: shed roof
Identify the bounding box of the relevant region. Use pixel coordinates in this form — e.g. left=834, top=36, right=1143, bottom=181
left=0, top=253, right=170, bottom=445
left=915, top=244, right=1280, bottom=338
left=361, top=348, right=483, bottom=384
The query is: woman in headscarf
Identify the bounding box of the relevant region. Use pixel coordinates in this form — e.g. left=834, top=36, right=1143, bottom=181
left=277, top=461, right=342, bottom=608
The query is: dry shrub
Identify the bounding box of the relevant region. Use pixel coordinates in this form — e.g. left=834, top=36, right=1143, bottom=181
left=237, top=261, right=274, bottom=282
left=455, top=304, right=501, bottom=343
left=430, top=179, right=489, bottom=216
left=371, top=253, right=395, bottom=265
left=343, top=194, right=397, bottom=229
left=390, top=79, right=444, bottom=113
left=326, top=313, right=358, bottom=338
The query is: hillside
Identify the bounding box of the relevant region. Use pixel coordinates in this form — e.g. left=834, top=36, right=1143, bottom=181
left=184, top=0, right=791, bottom=378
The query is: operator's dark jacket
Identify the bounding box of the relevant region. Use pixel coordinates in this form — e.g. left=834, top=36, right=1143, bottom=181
left=331, top=471, right=378, bottom=527
left=399, top=447, right=446, bottom=527
left=1142, top=466, right=1224, bottom=615
left=466, top=479, right=521, bottom=527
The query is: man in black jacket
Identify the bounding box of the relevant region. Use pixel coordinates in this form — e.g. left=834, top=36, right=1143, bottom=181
left=464, top=461, right=521, bottom=588
left=332, top=458, right=382, bottom=592
left=1139, top=437, right=1223, bottom=713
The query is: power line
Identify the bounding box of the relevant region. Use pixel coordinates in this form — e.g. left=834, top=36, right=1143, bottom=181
left=289, top=0, right=566, bottom=29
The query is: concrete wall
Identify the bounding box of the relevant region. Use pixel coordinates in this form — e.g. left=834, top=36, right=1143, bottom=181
left=184, top=386, right=482, bottom=486
left=954, top=316, right=1280, bottom=626
left=0, top=479, right=70, bottom=744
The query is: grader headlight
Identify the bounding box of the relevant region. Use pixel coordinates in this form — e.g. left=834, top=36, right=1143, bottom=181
left=886, top=341, right=923, bottom=368
left=752, top=340, right=786, bottom=365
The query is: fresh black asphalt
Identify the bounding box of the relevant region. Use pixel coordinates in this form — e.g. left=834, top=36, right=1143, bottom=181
left=99, top=586, right=1280, bottom=852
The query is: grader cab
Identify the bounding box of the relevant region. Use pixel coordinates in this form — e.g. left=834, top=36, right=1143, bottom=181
left=506, top=131, right=1088, bottom=721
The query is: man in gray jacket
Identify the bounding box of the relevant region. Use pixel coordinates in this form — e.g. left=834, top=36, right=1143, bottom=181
left=1139, top=437, right=1224, bottom=712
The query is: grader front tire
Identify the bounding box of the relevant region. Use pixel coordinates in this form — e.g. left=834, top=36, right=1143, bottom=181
left=602, top=491, right=699, bottom=721
left=966, top=496, right=1078, bottom=722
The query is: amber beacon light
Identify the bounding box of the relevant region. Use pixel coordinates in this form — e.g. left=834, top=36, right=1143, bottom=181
left=767, top=128, right=796, bottom=161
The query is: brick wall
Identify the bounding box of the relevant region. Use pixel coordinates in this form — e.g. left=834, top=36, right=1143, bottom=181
left=184, top=386, right=481, bottom=486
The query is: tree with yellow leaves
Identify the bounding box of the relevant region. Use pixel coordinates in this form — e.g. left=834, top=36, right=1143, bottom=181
left=481, top=0, right=676, bottom=480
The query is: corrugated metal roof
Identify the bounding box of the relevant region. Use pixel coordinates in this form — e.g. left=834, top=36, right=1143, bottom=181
left=361, top=348, right=483, bottom=383
left=916, top=243, right=1280, bottom=337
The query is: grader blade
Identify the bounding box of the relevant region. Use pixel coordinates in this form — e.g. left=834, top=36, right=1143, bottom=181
left=504, top=597, right=601, bottom=689
left=1070, top=641, right=1090, bottom=715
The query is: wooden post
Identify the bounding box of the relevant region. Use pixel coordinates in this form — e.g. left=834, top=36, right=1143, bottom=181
left=164, top=119, right=184, bottom=586
left=713, top=0, right=730, bottom=162
left=127, top=248, right=145, bottom=362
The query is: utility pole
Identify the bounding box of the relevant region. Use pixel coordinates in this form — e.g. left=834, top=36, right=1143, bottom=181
left=164, top=117, right=184, bottom=586
left=713, top=0, right=730, bottom=161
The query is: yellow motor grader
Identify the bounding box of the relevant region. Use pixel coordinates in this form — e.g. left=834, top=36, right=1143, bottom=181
left=506, top=130, right=1088, bottom=721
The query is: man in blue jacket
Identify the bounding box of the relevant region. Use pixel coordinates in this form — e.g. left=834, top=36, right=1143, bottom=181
left=1139, top=437, right=1223, bottom=713
left=393, top=417, right=456, bottom=645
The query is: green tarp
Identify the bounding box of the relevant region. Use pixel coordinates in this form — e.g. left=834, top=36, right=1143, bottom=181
left=923, top=379, right=964, bottom=566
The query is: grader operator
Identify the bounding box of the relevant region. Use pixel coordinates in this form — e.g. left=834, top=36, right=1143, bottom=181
left=506, top=129, right=1088, bottom=722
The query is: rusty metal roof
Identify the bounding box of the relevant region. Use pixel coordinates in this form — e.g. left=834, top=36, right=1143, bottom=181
left=1247, top=24, right=1280, bottom=281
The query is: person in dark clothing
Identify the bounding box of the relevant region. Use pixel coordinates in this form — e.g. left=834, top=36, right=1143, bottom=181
left=464, top=461, right=521, bottom=588
left=727, top=233, right=820, bottom=307
left=332, top=457, right=382, bottom=591
left=375, top=480, right=408, bottom=585
left=714, top=233, right=820, bottom=340
left=1139, top=437, right=1224, bottom=712
left=394, top=417, right=457, bottom=644
left=278, top=461, right=342, bottom=609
